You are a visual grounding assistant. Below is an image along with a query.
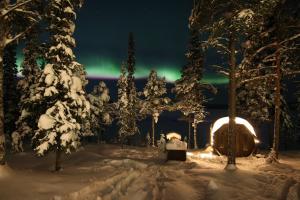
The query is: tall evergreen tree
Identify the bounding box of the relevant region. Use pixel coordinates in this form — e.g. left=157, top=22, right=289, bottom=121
left=30, top=0, right=90, bottom=171
left=12, top=27, right=41, bottom=152
left=174, top=28, right=210, bottom=149
left=126, top=32, right=139, bottom=138
left=0, top=0, right=41, bottom=165
left=141, top=70, right=169, bottom=146
left=87, top=81, right=112, bottom=143
left=190, top=0, right=258, bottom=169
left=117, top=63, right=133, bottom=146
left=236, top=0, right=300, bottom=162
left=3, top=43, right=19, bottom=149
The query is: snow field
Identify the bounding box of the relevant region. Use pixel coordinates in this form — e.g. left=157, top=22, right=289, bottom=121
left=0, top=145, right=299, bottom=200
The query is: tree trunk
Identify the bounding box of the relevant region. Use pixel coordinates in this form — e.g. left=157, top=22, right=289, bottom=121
left=193, top=117, right=198, bottom=149
left=271, top=44, right=281, bottom=160
left=97, top=130, right=102, bottom=144
left=226, top=34, right=237, bottom=170
left=188, top=115, right=191, bottom=149
left=0, top=47, right=6, bottom=165
left=152, top=116, right=155, bottom=147
left=55, top=147, right=62, bottom=171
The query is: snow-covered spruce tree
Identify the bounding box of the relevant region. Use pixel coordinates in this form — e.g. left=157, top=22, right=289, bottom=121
left=30, top=0, right=90, bottom=171
left=0, top=0, right=41, bottom=165
left=87, top=81, right=112, bottom=143
left=174, top=28, right=209, bottom=150
left=125, top=32, right=139, bottom=140
left=117, top=63, right=133, bottom=146
left=190, top=0, right=260, bottom=169
left=141, top=70, right=169, bottom=146
left=3, top=44, right=19, bottom=148
left=12, top=27, right=42, bottom=152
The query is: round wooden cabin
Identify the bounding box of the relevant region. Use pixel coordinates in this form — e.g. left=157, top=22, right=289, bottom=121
left=210, top=117, right=259, bottom=157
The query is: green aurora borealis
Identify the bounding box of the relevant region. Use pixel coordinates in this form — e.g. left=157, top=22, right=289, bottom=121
left=14, top=1, right=229, bottom=85
left=16, top=54, right=228, bottom=84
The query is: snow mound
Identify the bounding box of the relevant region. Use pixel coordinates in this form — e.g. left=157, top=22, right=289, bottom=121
left=208, top=180, right=218, bottom=191
left=225, top=164, right=237, bottom=171
left=0, top=165, right=13, bottom=178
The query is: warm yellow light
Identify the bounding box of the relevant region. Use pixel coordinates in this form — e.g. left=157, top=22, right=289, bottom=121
left=199, top=151, right=215, bottom=159
left=210, top=117, right=257, bottom=146
left=186, top=152, right=194, bottom=156
left=166, top=132, right=182, bottom=140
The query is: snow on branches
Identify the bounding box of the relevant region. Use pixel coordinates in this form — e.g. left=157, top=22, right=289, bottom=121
left=32, top=0, right=90, bottom=156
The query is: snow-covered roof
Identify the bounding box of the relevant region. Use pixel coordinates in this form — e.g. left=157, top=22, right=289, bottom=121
left=166, top=132, right=182, bottom=140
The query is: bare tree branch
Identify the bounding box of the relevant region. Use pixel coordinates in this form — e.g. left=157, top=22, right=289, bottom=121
left=283, top=70, right=300, bottom=77
left=218, top=70, right=229, bottom=76
left=238, top=74, right=276, bottom=86
left=211, top=65, right=229, bottom=76
left=279, top=33, right=300, bottom=45
left=14, top=8, right=39, bottom=17
left=238, top=68, right=300, bottom=86
left=239, top=66, right=276, bottom=75
left=212, top=64, right=229, bottom=71
left=5, top=25, right=33, bottom=45
left=0, top=0, right=34, bottom=18
left=250, top=42, right=277, bottom=59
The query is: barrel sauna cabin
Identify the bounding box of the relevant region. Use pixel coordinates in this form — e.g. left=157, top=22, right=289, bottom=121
left=210, top=117, right=259, bottom=157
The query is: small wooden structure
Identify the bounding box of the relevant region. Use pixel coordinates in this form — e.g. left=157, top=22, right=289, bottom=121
left=165, top=132, right=187, bottom=161
left=211, top=117, right=259, bottom=157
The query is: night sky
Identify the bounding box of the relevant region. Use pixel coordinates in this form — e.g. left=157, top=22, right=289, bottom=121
left=63, top=0, right=227, bottom=84
left=15, top=0, right=298, bottom=148
left=15, top=0, right=228, bottom=88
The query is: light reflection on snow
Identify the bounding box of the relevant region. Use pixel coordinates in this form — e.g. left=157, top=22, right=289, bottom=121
left=199, top=152, right=215, bottom=159
left=186, top=152, right=193, bottom=156
left=187, top=151, right=215, bottom=159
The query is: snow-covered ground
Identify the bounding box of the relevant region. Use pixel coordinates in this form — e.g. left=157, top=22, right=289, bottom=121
left=0, top=144, right=299, bottom=200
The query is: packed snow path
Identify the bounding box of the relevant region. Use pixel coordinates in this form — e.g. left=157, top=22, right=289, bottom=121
left=0, top=145, right=299, bottom=200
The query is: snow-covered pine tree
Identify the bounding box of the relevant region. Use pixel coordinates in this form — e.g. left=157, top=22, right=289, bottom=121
left=0, top=0, right=41, bottom=165
left=117, top=63, right=133, bottom=146
left=125, top=32, right=139, bottom=139
left=236, top=0, right=283, bottom=123
left=189, top=0, right=258, bottom=169
left=87, top=81, right=112, bottom=143
left=142, top=70, right=169, bottom=146
left=236, top=0, right=300, bottom=162
left=174, top=28, right=208, bottom=150
left=12, top=26, right=42, bottom=152
left=3, top=44, right=19, bottom=148
left=30, top=0, right=90, bottom=171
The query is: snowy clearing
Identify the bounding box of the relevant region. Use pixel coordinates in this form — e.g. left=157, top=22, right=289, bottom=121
left=0, top=144, right=299, bottom=200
